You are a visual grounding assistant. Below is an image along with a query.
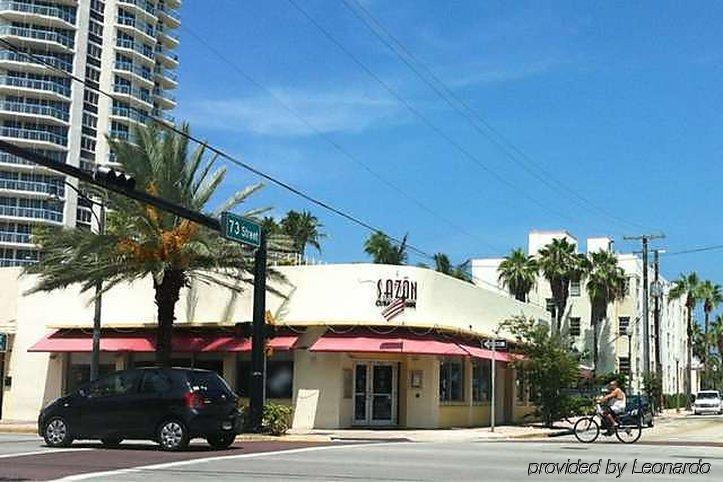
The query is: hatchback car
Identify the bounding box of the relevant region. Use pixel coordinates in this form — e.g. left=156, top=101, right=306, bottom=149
left=693, top=390, right=722, bottom=415
left=38, top=367, right=242, bottom=451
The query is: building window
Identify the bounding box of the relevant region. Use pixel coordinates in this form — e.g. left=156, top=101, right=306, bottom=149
left=439, top=359, right=465, bottom=402
left=619, top=317, right=630, bottom=336
left=472, top=359, right=490, bottom=402
left=516, top=373, right=529, bottom=404
left=569, top=317, right=581, bottom=337
left=570, top=278, right=581, bottom=297
left=236, top=360, right=294, bottom=399
left=619, top=357, right=630, bottom=375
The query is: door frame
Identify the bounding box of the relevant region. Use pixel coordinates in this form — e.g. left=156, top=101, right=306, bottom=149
left=352, top=361, right=398, bottom=426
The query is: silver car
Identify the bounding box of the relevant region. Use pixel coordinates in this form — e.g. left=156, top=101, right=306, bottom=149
left=693, top=390, right=722, bottom=415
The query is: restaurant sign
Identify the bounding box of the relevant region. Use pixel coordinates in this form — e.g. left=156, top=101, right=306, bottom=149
left=376, top=278, right=417, bottom=309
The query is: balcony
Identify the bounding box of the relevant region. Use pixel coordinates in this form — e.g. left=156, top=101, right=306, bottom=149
left=0, top=230, right=32, bottom=244
left=0, top=1, right=76, bottom=28
left=115, top=38, right=155, bottom=64
left=109, top=129, right=130, bottom=141
left=113, top=83, right=153, bottom=107
left=0, top=50, right=73, bottom=72
left=116, top=15, right=155, bottom=43
left=154, top=66, right=178, bottom=89
left=0, top=177, right=62, bottom=196
left=0, top=74, right=71, bottom=99
left=117, top=0, right=156, bottom=20
left=157, top=4, right=180, bottom=26
left=0, top=257, right=36, bottom=267
left=0, top=24, right=75, bottom=52
left=113, top=60, right=153, bottom=86
left=156, top=27, right=178, bottom=48
left=0, top=100, right=69, bottom=124
left=112, top=105, right=148, bottom=124
left=0, top=151, right=64, bottom=171
left=0, top=204, right=62, bottom=222
left=0, top=126, right=67, bottom=148
left=153, top=88, right=176, bottom=109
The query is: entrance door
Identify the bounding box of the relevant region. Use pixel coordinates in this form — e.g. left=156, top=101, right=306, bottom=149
left=353, top=362, right=397, bottom=426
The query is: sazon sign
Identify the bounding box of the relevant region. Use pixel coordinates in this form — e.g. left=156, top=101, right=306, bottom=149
left=375, top=278, right=417, bottom=308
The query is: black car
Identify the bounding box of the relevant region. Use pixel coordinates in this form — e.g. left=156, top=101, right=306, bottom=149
left=38, top=367, right=243, bottom=451
left=626, top=394, right=654, bottom=428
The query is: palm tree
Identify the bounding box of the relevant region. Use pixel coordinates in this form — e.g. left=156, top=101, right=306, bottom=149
left=697, top=280, right=722, bottom=371
left=364, top=232, right=408, bottom=265
left=712, top=315, right=723, bottom=357
left=431, top=253, right=471, bottom=282
left=585, top=250, right=626, bottom=375
left=497, top=248, right=538, bottom=302
left=26, top=123, right=280, bottom=367
left=280, top=210, right=325, bottom=258
left=537, top=238, right=585, bottom=332
left=669, top=272, right=701, bottom=409
left=260, top=216, right=280, bottom=236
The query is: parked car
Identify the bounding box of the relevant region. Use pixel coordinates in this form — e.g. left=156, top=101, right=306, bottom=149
left=626, top=394, right=654, bottom=427
left=693, top=390, right=722, bottom=415
left=38, top=367, right=243, bottom=451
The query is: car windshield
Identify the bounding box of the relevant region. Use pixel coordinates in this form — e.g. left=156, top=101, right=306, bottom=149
left=697, top=392, right=719, bottom=399
left=187, top=371, right=234, bottom=398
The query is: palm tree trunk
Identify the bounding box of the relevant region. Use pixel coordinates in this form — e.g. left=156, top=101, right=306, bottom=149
left=704, top=309, right=710, bottom=387
left=686, top=303, right=693, bottom=410
left=153, top=269, right=185, bottom=367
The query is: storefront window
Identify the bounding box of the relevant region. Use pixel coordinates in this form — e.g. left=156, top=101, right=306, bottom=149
left=237, top=360, right=294, bottom=399
left=472, top=359, right=491, bottom=402
left=66, top=362, right=115, bottom=394
left=439, top=360, right=464, bottom=402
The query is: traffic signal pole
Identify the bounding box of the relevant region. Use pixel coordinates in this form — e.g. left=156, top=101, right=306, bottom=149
left=249, top=232, right=267, bottom=433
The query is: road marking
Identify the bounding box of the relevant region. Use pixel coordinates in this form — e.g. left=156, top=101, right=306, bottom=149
left=54, top=442, right=395, bottom=481
left=0, top=448, right=92, bottom=459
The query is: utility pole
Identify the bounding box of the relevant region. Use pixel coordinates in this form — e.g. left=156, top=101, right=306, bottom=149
left=624, top=234, right=665, bottom=376
left=249, top=232, right=267, bottom=433
left=651, top=250, right=664, bottom=385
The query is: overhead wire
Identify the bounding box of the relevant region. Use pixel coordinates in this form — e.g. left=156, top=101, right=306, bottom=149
left=338, top=0, right=652, bottom=234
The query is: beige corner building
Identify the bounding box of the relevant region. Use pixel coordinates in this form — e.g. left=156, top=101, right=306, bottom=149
left=0, top=263, right=549, bottom=428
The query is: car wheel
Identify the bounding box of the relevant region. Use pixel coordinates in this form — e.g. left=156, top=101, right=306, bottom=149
left=43, top=417, right=73, bottom=448
left=101, top=437, right=123, bottom=448
left=206, top=433, right=236, bottom=450
left=157, top=420, right=189, bottom=451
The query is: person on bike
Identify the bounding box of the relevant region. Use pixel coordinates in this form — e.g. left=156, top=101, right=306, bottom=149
left=599, top=380, right=626, bottom=434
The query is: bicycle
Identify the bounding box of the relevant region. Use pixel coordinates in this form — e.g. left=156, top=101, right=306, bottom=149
left=573, top=403, right=642, bottom=444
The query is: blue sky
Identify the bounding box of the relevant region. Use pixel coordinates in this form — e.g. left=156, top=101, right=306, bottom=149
left=174, top=0, right=723, bottom=286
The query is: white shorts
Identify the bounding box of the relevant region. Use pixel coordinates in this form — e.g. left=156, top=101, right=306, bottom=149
left=611, top=401, right=626, bottom=414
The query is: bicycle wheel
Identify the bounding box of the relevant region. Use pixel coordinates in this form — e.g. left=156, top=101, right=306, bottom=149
left=615, top=422, right=642, bottom=444
left=573, top=417, right=600, bottom=443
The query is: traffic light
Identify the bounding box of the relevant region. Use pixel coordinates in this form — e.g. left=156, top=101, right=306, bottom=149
left=93, top=166, right=136, bottom=191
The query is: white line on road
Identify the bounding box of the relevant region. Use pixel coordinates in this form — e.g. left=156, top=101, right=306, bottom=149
left=0, top=448, right=92, bottom=459
left=53, top=442, right=395, bottom=482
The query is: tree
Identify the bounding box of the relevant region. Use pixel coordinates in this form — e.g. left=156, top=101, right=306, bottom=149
left=364, top=232, right=408, bottom=265
left=260, top=216, right=280, bottom=236
left=537, top=238, right=585, bottom=332
left=669, top=272, right=701, bottom=409
left=497, top=248, right=538, bottom=302
left=697, top=280, right=722, bottom=376
left=584, top=250, right=626, bottom=375
left=280, top=210, right=325, bottom=258
left=501, top=315, right=580, bottom=427
left=26, top=123, right=280, bottom=367
left=712, top=315, right=723, bottom=356
left=428, top=253, right=471, bottom=282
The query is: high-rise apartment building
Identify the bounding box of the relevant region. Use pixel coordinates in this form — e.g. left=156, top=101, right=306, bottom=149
left=0, top=0, right=180, bottom=266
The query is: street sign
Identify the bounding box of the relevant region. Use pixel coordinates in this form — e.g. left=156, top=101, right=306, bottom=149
left=220, top=212, right=261, bottom=248
left=0, top=332, right=7, bottom=353
left=482, top=339, right=507, bottom=350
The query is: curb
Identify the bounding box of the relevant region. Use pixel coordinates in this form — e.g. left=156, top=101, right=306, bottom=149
left=0, top=426, right=36, bottom=434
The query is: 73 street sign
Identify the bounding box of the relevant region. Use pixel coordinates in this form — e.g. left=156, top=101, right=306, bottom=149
left=482, top=339, right=507, bottom=350
left=220, top=212, right=261, bottom=248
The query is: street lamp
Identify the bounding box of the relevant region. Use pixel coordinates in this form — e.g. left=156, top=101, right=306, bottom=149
left=49, top=181, right=106, bottom=381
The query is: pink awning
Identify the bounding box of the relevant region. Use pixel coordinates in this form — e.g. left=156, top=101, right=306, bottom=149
left=460, top=344, right=514, bottom=362
left=309, top=333, right=469, bottom=357
left=28, top=330, right=298, bottom=353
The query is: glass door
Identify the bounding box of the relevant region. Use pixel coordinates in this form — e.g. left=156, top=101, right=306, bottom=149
left=353, top=362, right=397, bottom=426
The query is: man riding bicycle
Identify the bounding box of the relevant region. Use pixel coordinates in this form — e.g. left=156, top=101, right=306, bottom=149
left=598, top=380, right=626, bottom=434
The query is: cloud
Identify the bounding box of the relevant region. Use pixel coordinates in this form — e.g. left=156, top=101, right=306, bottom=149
left=446, top=58, right=563, bottom=88
left=179, top=87, right=401, bottom=137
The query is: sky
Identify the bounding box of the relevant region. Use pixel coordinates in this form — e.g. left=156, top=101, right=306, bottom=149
left=174, top=0, right=723, bottom=288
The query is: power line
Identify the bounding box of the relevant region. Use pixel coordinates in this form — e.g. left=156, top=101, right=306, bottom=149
left=179, top=24, right=502, bottom=254
left=285, top=0, right=578, bottom=226
left=664, top=244, right=723, bottom=257
left=338, top=0, right=652, bottom=234
left=0, top=38, right=436, bottom=262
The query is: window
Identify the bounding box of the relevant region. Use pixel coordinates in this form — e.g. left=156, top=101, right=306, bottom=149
left=570, top=278, right=581, bottom=296
left=569, top=317, right=581, bottom=337
left=516, top=373, right=528, bottom=404
left=619, top=357, right=630, bottom=375
left=237, top=360, right=294, bottom=399
left=86, top=370, right=141, bottom=397
left=619, top=317, right=630, bottom=336
left=439, top=360, right=465, bottom=402
left=472, top=359, right=490, bottom=402
left=140, top=370, right=173, bottom=394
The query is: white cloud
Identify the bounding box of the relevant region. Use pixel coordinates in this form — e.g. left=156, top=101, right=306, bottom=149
left=179, top=87, right=401, bottom=137
left=446, top=58, right=563, bottom=88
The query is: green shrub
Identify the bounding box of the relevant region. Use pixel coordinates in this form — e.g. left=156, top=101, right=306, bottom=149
left=262, top=402, right=293, bottom=436
left=564, top=395, right=596, bottom=417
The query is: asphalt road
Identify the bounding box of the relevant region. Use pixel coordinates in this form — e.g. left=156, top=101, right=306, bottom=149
left=0, top=414, right=719, bottom=481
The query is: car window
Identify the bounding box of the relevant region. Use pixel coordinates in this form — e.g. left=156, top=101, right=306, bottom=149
left=86, top=371, right=141, bottom=398
left=187, top=371, right=234, bottom=398
left=697, top=392, right=719, bottom=399
left=140, top=371, right=174, bottom=395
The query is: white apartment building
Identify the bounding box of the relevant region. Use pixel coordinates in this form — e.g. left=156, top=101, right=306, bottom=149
left=471, top=230, right=696, bottom=395
left=0, top=0, right=180, bottom=267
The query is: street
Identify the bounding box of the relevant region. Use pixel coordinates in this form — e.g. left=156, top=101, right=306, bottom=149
left=0, top=415, right=720, bottom=481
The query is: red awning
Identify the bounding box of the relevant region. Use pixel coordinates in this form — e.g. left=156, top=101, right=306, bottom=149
left=309, top=333, right=469, bottom=357
left=28, top=330, right=298, bottom=353
left=460, top=344, right=514, bottom=362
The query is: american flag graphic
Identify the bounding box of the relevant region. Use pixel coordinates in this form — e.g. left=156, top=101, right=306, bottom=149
left=381, top=297, right=406, bottom=321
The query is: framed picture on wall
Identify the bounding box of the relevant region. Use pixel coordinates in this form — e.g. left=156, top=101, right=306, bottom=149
left=410, top=370, right=423, bottom=389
